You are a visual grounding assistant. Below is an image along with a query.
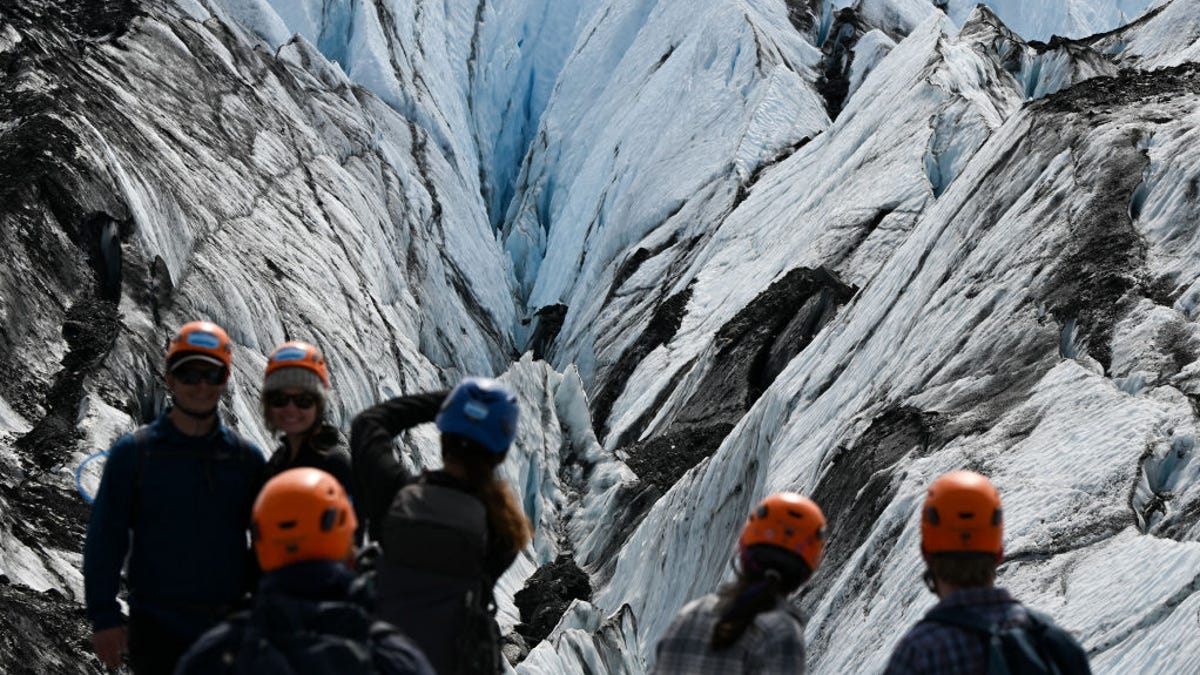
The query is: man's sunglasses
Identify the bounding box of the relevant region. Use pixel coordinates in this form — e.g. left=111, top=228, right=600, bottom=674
left=266, top=392, right=318, bottom=410
left=173, top=368, right=228, bottom=386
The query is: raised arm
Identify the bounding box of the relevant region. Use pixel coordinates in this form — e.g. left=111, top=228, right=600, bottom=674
left=350, top=390, right=447, bottom=539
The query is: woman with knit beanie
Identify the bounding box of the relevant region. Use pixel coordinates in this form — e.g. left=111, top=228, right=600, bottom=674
left=653, top=492, right=827, bottom=674
left=260, top=342, right=354, bottom=504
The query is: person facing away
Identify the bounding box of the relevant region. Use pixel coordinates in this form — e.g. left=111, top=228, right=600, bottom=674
left=260, top=341, right=356, bottom=505
left=174, top=467, right=436, bottom=675
left=653, top=492, right=827, bottom=675
left=83, top=321, right=267, bottom=674
left=884, top=470, right=1091, bottom=674
left=350, top=377, right=533, bottom=675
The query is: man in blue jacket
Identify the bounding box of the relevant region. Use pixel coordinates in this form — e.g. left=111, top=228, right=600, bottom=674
left=84, top=321, right=266, bottom=674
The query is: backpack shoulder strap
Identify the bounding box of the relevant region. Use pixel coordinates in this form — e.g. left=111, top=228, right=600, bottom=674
left=132, top=425, right=153, bottom=491
left=1023, top=610, right=1093, bottom=675
left=130, top=425, right=155, bottom=524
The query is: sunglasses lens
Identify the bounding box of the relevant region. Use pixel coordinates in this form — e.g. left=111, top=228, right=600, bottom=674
left=176, top=368, right=226, bottom=385
left=268, top=393, right=317, bottom=409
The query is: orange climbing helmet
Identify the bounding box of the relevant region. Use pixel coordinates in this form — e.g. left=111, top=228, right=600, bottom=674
left=166, top=321, right=233, bottom=371
left=264, top=341, right=330, bottom=388
left=921, top=470, right=1003, bottom=558
left=738, top=492, right=827, bottom=575
left=252, top=468, right=357, bottom=572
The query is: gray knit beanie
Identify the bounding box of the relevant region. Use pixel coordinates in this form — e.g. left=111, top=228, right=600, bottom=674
left=263, top=367, right=325, bottom=397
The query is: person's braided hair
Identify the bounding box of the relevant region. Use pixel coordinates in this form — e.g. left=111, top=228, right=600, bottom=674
left=710, top=546, right=811, bottom=650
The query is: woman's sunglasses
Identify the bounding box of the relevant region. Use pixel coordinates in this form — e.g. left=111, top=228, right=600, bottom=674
left=266, top=392, right=318, bottom=410
left=173, top=368, right=228, bottom=386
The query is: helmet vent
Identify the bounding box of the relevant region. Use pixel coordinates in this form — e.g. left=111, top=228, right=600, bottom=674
left=320, top=508, right=337, bottom=532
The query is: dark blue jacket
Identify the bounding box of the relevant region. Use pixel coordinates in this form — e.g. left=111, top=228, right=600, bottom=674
left=174, top=561, right=435, bottom=675
left=83, top=411, right=266, bottom=639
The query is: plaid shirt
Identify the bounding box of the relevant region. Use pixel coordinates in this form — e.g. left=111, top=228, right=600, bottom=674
left=652, top=593, right=806, bottom=675
left=884, top=587, right=1029, bottom=675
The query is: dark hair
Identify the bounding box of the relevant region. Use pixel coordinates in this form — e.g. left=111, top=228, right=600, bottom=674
left=710, top=545, right=811, bottom=650
left=927, top=553, right=996, bottom=588
left=442, top=434, right=532, bottom=555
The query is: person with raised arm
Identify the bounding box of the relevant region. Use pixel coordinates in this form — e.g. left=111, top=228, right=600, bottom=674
left=351, top=377, right=532, bottom=674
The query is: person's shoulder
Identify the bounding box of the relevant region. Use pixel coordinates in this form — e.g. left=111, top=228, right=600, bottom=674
left=757, top=601, right=806, bottom=633
left=222, top=426, right=267, bottom=464
left=892, top=613, right=954, bottom=658
left=370, top=623, right=437, bottom=675
left=177, top=616, right=249, bottom=673
left=320, top=440, right=353, bottom=468
left=101, top=420, right=161, bottom=463
left=103, top=428, right=140, bottom=457
left=666, top=593, right=720, bottom=629
left=883, top=622, right=938, bottom=674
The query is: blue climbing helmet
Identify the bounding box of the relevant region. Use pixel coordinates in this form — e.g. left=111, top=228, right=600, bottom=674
left=435, top=377, right=519, bottom=455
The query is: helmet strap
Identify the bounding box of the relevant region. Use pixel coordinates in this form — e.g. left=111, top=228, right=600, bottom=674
left=922, top=568, right=938, bottom=594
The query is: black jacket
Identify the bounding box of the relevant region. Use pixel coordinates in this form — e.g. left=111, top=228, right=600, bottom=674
left=265, top=423, right=362, bottom=531
left=174, top=561, right=435, bottom=675
left=350, top=393, right=518, bottom=674
left=349, top=391, right=444, bottom=541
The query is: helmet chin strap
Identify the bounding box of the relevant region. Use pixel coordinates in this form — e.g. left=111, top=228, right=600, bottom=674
left=923, top=569, right=938, bottom=594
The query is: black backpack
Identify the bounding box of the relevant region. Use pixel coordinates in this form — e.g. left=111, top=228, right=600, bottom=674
left=216, top=603, right=402, bottom=674
left=924, top=607, right=1092, bottom=675
left=379, top=480, right=503, bottom=675
left=454, top=579, right=503, bottom=675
